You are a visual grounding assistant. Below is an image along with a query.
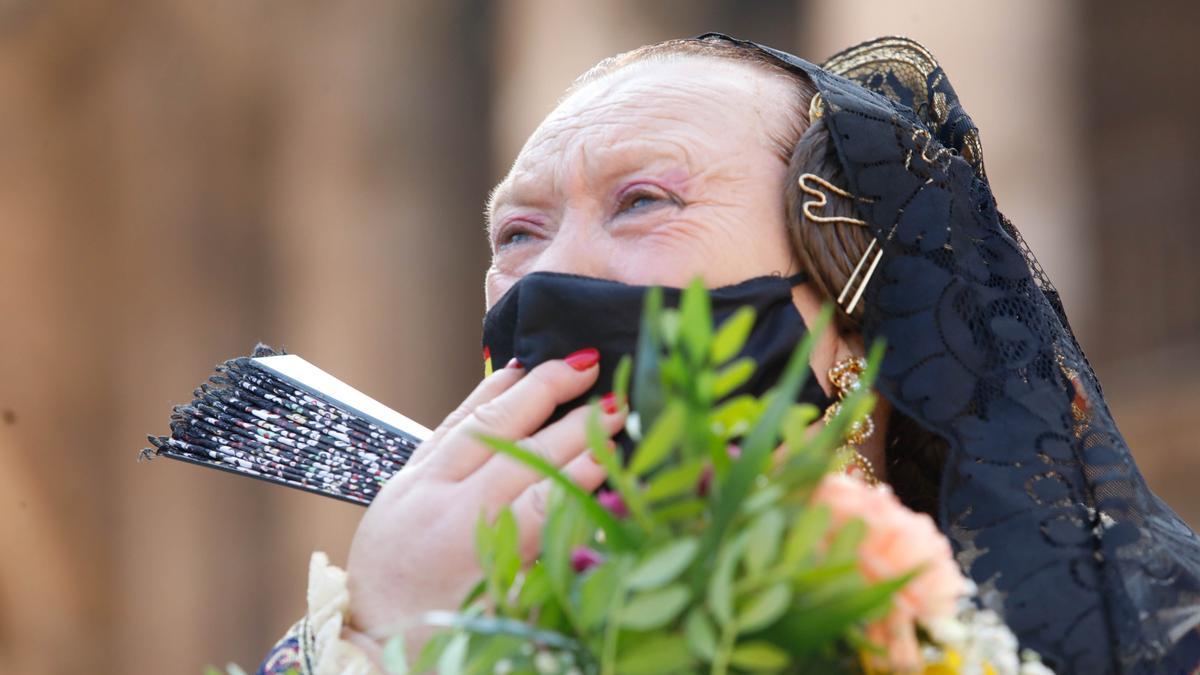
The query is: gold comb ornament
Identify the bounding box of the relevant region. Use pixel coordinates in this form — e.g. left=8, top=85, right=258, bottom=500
left=822, top=36, right=985, bottom=177
left=808, top=36, right=990, bottom=316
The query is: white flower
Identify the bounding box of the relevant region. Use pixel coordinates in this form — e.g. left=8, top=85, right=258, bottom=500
left=925, top=603, right=1052, bottom=675
left=533, top=651, right=560, bottom=674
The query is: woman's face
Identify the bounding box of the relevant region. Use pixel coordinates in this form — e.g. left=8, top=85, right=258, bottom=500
left=485, top=56, right=802, bottom=308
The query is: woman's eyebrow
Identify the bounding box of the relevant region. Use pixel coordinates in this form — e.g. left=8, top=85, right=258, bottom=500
left=485, top=140, right=694, bottom=230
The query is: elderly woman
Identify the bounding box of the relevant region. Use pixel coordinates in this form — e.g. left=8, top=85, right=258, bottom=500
left=255, top=35, right=1200, bottom=674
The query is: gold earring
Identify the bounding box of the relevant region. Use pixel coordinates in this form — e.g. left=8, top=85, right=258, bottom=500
left=823, top=356, right=880, bottom=486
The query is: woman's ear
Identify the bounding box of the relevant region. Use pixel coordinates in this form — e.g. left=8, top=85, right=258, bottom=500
left=790, top=281, right=851, bottom=397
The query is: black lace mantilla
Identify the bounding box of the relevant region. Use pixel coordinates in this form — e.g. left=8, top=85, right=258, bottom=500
left=695, top=33, right=1200, bottom=674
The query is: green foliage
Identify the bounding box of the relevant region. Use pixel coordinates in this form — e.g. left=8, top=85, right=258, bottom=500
left=414, top=279, right=901, bottom=674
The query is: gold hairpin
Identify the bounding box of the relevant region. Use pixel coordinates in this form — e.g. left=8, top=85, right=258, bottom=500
left=798, top=173, right=870, bottom=225
left=797, top=173, right=881, bottom=315
left=839, top=239, right=883, bottom=315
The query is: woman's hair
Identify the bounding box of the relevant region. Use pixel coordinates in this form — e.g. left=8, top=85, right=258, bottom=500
left=575, top=38, right=948, bottom=515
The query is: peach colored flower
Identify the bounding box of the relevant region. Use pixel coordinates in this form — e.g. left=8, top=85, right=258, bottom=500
left=812, top=474, right=968, bottom=672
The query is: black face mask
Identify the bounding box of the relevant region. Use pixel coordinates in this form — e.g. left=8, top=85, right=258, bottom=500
left=481, top=272, right=833, bottom=444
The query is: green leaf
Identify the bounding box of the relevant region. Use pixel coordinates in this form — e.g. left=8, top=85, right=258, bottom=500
left=743, top=507, right=785, bottom=578
left=461, top=634, right=526, bottom=675
left=578, top=556, right=629, bottom=630
left=777, top=573, right=914, bottom=656
left=708, top=531, right=747, bottom=627
left=629, top=401, right=685, bottom=476
left=684, top=608, right=718, bottom=662
left=729, top=641, right=789, bottom=672
left=826, top=518, right=867, bottom=566
left=436, top=632, right=469, bottom=675
left=613, top=353, right=633, bottom=405
left=491, top=507, right=521, bottom=597
left=541, top=489, right=588, bottom=624
left=710, top=306, right=756, bottom=365
left=790, top=561, right=861, bottom=594
left=678, top=277, right=712, bottom=365
left=650, top=498, right=707, bottom=525
left=411, top=631, right=452, bottom=674
left=620, top=583, right=692, bottom=630
left=614, top=634, right=694, bottom=675
left=643, top=457, right=707, bottom=502
left=780, top=505, right=831, bottom=570
left=711, top=357, right=756, bottom=399
left=660, top=309, right=681, bottom=348
left=585, top=405, right=649, bottom=532
left=627, top=537, right=699, bottom=591
left=696, top=370, right=716, bottom=402
left=459, top=578, right=486, bottom=610
left=783, top=403, right=820, bottom=442
left=737, top=583, right=792, bottom=633
left=381, top=635, right=408, bottom=675
left=516, top=563, right=551, bottom=612
left=703, top=305, right=831, bottom=562
left=710, top=394, right=761, bottom=438
left=476, top=434, right=634, bottom=550
left=740, top=484, right=785, bottom=516
left=632, top=286, right=665, bottom=429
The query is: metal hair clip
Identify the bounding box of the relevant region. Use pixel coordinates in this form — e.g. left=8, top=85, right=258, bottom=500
left=798, top=173, right=869, bottom=225
left=839, top=239, right=883, bottom=315
left=797, top=173, right=881, bottom=314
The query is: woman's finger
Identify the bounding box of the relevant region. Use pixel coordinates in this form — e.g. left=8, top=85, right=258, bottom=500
left=406, top=362, right=525, bottom=467
left=471, top=396, right=625, bottom=499
left=427, top=352, right=602, bottom=479
left=511, top=447, right=610, bottom=561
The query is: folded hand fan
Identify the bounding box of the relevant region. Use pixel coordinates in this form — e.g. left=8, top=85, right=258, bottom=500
left=144, top=345, right=431, bottom=506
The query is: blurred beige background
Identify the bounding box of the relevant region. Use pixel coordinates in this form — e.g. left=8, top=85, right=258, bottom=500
left=1, top=1, right=1197, bottom=673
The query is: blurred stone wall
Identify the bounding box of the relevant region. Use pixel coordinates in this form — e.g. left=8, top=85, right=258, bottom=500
left=0, top=2, right=492, bottom=672
left=1, top=2, right=1197, bottom=673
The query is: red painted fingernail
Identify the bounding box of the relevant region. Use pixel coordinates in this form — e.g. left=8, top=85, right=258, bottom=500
left=506, top=357, right=523, bottom=369
left=600, top=392, right=619, bottom=414
left=564, top=347, right=600, bottom=371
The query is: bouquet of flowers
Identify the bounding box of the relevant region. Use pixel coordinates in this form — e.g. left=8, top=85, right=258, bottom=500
left=386, top=282, right=1052, bottom=675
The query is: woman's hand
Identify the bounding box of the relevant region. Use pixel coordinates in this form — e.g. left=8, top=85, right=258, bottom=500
left=344, top=348, right=625, bottom=654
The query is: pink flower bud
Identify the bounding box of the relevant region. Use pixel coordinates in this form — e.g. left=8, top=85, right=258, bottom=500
left=597, top=490, right=629, bottom=518
left=698, top=445, right=741, bottom=497
left=697, top=466, right=713, bottom=498
left=570, top=546, right=604, bottom=573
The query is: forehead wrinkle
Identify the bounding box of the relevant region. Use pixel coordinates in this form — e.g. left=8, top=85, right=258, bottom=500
left=489, top=56, right=793, bottom=224
left=577, top=134, right=699, bottom=190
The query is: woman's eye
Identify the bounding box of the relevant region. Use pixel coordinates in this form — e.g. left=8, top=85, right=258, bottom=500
left=618, top=189, right=667, bottom=214
left=496, top=225, right=537, bottom=250
left=626, top=194, right=659, bottom=211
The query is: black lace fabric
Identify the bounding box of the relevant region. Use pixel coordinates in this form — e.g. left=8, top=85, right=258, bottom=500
left=698, top=34, right=1200, bottom=674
